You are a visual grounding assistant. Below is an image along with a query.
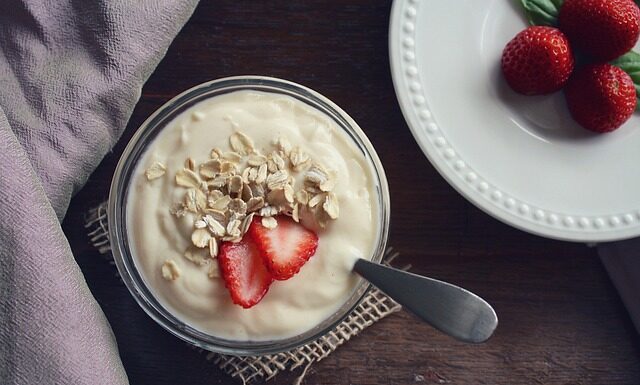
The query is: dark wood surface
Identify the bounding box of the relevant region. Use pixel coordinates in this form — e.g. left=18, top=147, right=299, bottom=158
left=62, top=1, right=640, bottom=384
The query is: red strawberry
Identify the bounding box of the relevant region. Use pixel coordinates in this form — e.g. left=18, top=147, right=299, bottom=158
left=249, top=215, right=318, bottom=281
left=218, top=236, right=273, bottom=308
left=564, top=64, right=637, bottom=133
left=559, top=0, right=640, bottom=62
left=501, top=26, right=575, bottom=95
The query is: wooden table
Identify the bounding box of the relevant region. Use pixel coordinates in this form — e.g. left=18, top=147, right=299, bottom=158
left=62, top=1, right=640, bottom=384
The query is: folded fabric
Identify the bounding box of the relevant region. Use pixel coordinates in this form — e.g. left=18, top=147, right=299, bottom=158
left=598, top=241, right=640, bottom=333
left=0, top=1, right=198, bottom=384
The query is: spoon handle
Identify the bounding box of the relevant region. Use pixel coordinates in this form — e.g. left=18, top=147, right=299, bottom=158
left=353, top=258, right=498, bottom=343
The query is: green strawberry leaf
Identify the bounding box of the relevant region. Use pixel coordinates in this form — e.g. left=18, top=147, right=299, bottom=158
left=611, top=51, right=640, bottom=110
left=519, top=0, right=564, bottom=26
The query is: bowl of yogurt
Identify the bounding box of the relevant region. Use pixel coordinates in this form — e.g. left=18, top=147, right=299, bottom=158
left=108, top=76, right=390, bottom=355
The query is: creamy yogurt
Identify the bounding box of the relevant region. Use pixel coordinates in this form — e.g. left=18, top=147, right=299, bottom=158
left=127, top=90, right=380, bottom=341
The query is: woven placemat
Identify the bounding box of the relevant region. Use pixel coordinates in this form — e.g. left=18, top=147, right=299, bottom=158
left=85, top=202, right=401, bottom=384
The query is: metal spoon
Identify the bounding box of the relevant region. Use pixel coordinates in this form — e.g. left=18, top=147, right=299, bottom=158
left=353, top=258, right=498, bottom=343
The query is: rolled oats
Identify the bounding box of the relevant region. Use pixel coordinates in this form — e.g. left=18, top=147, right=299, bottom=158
left=222, top=235, right=242, bottom=243
left=185, top=157, right=196, bottom=171
left=255, top=163, right=268, bottom=185
left=247, top=167, right=258, bottom=182
left=207, top=190, right=224, bottom=206
left=222, top=151, right=242, bottom=164
left=208, top=175, right=228, bottom=189
left=250, top=183, right=265, bottom=198
left=228, top=175, right=243, bottom=194
left=259, top=205, right=279, bottom=217
left=261, top=216, right=278, bottom=229
left=295, top=190, right=309, bottom=205
left=266, top=170, right=288, bottom=190
left=323, top=192, right=339, bottom=219
left=304, top=184, right=322, bottom=194
left=191, top=228, right=212, bottom=248
left=228, top=198, right=247, bottom=215
left=195, top=189, right=208, bottom=211
left=271, top=152, right=286, bottom=171
left=241, top=182, right=253, bottom=201
left=203, top=209, right=227, bottom=224
left=229, top=132, right=254, bottom=155
left=210, top=195, right=231, bottom=211
left=241, top=167, right=252, bottom=183
left=184, top=246, right=209, bottom=265
left=227, top=219, right=241, bottom=236
left=210, top=189, right=224, bottom=199
left=275, top=136, right=292, bottom=155
left=305, top=163, right=329, bottom=186
left=169, top=202, right=187, bottom=217
left=290, top=146, right=310, bottom=170
left=319, top=170, right=337, bottom=192
left=246, top=197, right=265, bottom=213
left=161, top=260, right=180, bottom=281
left=308, top=193, right=324, bottom=208
left=209, top=238, right=219, bottom=258
left=199, top=159, right=221, bottom=178
left=247, top=153, right=267, bottom=166
left=145, top=161, right=166, bottom=180
left=204, top=215, right=226, bottom=237
left=241, top=213, right=255, bottom=234
left=176, top=168, right=201, bottom=188
left=183, top=189, right=198, bottom=212
left=283, top=184, right=294, bottom=203
left=267, top=157, right=278, bottom=173
left=292, top=203, right=300, bottom=222
left=220, top=161, right=237, bottom=175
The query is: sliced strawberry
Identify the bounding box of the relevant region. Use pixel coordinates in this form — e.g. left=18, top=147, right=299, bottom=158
left=249, top=215, right=319, bottom=281
left=218, top=236, right=273, bottom=308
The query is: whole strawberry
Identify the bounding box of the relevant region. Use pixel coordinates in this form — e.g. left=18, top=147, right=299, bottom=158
left=559, top=0, right=640, bottom=62
left=564, top=64, right=637, bottom=133
left=501, top=26, right=574, bottom=95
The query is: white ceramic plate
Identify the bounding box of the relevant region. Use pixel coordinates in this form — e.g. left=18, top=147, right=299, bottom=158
left=389, top=0, right=640, bottom=242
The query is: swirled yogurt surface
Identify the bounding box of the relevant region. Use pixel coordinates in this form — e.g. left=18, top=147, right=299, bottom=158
left=127, top=90, right=380, bottom=341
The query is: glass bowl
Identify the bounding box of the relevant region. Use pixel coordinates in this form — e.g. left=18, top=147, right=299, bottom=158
left=108, top=76, right=390, bottom=356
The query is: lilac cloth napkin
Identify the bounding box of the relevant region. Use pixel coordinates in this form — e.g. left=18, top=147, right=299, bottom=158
left=0, top=1, right=198, bottom=384
left=598, top=242, right=640, bottom=333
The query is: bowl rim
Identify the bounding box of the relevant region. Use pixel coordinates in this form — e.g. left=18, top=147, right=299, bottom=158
left=108, top=75, right=391, bottom=356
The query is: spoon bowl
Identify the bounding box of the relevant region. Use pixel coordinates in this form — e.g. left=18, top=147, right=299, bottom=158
left=353, top=258, right=498, bottom=343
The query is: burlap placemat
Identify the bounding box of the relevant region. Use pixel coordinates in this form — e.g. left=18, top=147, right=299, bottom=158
left=85, top=202, right=401, bottom=384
